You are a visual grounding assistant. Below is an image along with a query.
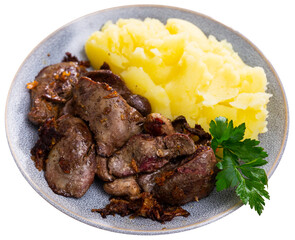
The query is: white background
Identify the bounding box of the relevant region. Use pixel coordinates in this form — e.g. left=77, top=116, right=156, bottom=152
left=1, top=0, right=294, bottom=239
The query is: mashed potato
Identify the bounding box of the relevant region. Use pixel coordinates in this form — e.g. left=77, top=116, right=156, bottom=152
left=85, top=18, right=271, bottom=139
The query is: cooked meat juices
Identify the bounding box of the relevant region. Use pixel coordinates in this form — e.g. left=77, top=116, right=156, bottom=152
left=28, top=62, right=86, bottom=125
left=45, top=115, right=97, bottom=198
left=73, top=76, right=144, bottom=157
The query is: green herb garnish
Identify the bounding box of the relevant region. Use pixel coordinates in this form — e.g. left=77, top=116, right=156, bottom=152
left=209, top=116, right=270, bottom=215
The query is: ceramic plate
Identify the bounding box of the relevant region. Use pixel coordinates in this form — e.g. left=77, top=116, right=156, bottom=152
left=6, top=5, right=289, bottom=235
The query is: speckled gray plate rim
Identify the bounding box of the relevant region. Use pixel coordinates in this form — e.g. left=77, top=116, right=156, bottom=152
left=5, top=4, right=289, bottom=235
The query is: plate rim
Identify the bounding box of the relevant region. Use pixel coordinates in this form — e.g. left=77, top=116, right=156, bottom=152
left=5, top=4, right=289, bottom=235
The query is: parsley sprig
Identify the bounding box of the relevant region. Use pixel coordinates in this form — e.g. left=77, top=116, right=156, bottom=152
left=209, top=117, right=270, bottom=215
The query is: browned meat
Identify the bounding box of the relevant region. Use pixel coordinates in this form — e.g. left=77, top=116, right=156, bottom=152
left=108, top=135, right=165, bottom=177
left=60, top=98, right=75, bottom=116
left=138, top=145, right=217, bottom=205
left=44, top=115, right=97, bottom=198
left=126, top=94, right=151, bottom=117
left=28, top=62, right=86, bottom=125
left=143, top=113, right=175, bottom=136
left=72, top=76, right=144, bottom=157
left=172, top=115, right=212, bottom=145
left=103, top=176, right=141, bottom=199
left=28, top=57, right=218, bottom=222
left=138, top=161, right=179, bottom=193
left=96, top=156, right=115, bottom=182
left=99, top=62, right=111, bottom=70
left=162, top=133, right=198, bottom=157
left=30, top=118, right=61, bottom=171
left=92, top=192, right=189, bottom=223
left=62, top=52, right=90, bottom=68
left=85, top=69, right=151, bottom=116
left=108, top=133, right=196, bottom=178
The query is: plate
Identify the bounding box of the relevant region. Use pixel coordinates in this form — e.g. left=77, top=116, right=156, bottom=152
left=5, top=5, right=289, bottom=235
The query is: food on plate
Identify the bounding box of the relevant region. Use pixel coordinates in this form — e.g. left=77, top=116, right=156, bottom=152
left=172, top=115, right=212, bottom=145
left=84, top=63, right=151, bottom=116
left=143, top=113, right=175, bottom=136
left=45, top=115, right=96, bottom=198
left=85, top=18, right=272, bottom=139
left=31, top=114, right=97, bottom=197
left=138, top=145, right=217, bottom=205
left=27, top=16, right=272, bottom=221
left=103, top=176, right=141, bottom=199
left=92, top=192, right=190, bottom=223
left=27, top=60, right=88, bottom=125
left=209, top=117, right=269, bottom=215
left=107, top=133, right=197, bottom=177
left=96, top=155, right=115, bottom=182
left=28, top=54, right=219, bottom=221
left=72, top=76, right=144, bottom=157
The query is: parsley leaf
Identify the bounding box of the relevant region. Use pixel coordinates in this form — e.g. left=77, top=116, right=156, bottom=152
left=209, top=117, right=270, bottom=215
left=215, top=149, right=240, bottom=191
